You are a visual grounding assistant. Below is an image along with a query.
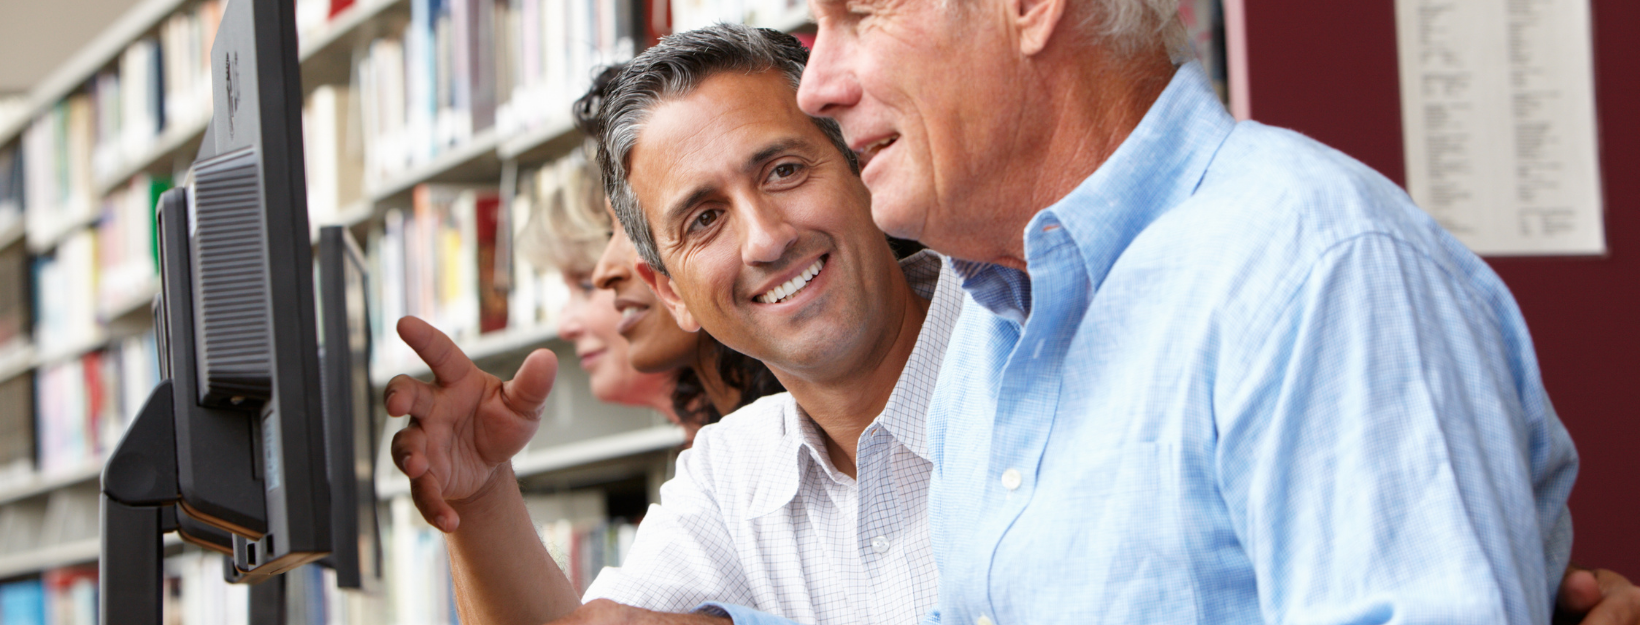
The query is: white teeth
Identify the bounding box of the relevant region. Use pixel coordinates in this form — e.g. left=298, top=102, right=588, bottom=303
left=621, top=307, right=640, bottom=321
left=759, top=257, right=826, bottom=304
left=862, top=135, right=896, bottom=154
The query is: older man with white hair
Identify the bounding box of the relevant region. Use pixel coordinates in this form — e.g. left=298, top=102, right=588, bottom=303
left=787, top=0, right=1625, bottom=624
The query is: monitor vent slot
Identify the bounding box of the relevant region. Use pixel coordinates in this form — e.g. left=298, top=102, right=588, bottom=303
left=191, top=146, right=272, bottom=405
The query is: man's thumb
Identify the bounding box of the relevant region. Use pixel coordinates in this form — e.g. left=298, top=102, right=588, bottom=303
left=1561, top=567, right=1604, bottom=614
left=503, top=348, right=558, bottom=416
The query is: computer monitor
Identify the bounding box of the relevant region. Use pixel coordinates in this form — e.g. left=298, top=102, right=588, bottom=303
left=99, top=0, right=351, bottom=622
left=316, top=226, right=384, bottom=590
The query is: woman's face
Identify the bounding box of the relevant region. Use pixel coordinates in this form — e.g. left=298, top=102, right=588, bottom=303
left=592, top=224, right=700, bottom=374
left=556, top=268, right=673, bottom=407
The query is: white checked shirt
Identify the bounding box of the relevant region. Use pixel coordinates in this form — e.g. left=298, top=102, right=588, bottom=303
left=583, top=251, right=961, bottom=624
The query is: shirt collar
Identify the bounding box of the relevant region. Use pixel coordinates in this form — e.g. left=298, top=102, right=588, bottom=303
left=747, top=251, right=956, bottom=517
left=952, top=61, right=1236, bottom=319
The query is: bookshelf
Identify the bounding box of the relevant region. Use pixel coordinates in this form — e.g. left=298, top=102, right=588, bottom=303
left=0, top=0, right=816, bottom=621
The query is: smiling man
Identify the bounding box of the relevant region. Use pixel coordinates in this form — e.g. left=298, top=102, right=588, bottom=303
left=384, top=25, right=959, bottom=625
left=788, top=0, right=1633, bottom=624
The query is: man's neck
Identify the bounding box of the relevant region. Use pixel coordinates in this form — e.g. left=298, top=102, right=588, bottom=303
left=780, top=273, right=931, bottom=479
left=950, top=47, right=1176, bottom=270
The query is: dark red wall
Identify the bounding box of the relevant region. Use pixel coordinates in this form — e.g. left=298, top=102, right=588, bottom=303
left=1242, top=0, right=1638, bottom=575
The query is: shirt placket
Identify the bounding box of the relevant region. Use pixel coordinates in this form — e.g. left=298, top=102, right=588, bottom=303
left=857, top=426, right=907, bottom=624
left=973, top=219, right=1090, bottom=625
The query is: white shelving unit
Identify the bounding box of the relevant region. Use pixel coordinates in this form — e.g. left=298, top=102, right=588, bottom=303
left=0, top=462, right=101, bottom=509
left=0, top=0, right=814, bottom=619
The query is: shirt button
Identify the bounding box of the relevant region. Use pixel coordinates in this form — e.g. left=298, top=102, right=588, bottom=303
left=871, top=536, right=890, bottom=553
left=1001, top=468, right=1022, bottom=491
left=977, top=617, right=995, bottom=625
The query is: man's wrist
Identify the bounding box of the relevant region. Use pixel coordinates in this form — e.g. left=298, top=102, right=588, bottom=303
left=448, top=462, right=518, bottom=521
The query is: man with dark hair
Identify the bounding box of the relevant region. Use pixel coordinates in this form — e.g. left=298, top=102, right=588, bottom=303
left=386, top=24, right=955, bottom=625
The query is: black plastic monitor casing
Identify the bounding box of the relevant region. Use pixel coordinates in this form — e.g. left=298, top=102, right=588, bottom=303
left=101, top=0, right=335, bottom=622
left=189, top=0, right=331, bottom=580
left=316, top=226, right=384, bottom=590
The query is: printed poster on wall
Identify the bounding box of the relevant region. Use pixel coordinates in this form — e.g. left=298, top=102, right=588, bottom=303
left=1395, top=0, right=1605, bottom=256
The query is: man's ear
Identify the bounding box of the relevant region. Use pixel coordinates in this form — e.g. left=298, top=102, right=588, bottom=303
left=636, top=260, right=703, bottom=333
left=1011, top=0, right=1067, bottom=56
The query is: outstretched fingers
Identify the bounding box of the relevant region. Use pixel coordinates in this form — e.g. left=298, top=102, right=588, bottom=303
left=397, top=316, right=478, bottom=385
left=383, top=375, right=440, bottom=420
left=392, top=423, right=458, bottom=531
left=502, top=348, right=559, bottom=418
left=410, top=472, right=459, bottom=533
left=391, top=423, right=433, bottom=479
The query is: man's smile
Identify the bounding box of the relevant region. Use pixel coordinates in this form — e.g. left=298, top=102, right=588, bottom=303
left=755, top=254, right=829, bottom=305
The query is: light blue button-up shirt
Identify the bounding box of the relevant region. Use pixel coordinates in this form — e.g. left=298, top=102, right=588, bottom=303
left=923, top=61, right=1577, bottom=624
left=696, top=61, right=1576, bottom=625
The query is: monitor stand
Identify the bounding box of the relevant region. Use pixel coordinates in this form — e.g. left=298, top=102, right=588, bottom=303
left=100, top=380, right=178, bottom=625
left=101, top=379, right=291, bottom=625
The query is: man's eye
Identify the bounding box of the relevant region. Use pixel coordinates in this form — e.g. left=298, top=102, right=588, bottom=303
left=771, top=163, right=802, bottom=180
left=690, top=209, right=720, bottom=232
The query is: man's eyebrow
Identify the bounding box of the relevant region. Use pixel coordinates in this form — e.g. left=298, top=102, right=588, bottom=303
left=745, top=138, right=805, bottom=173
left=664, top=185, right=717, bottom=229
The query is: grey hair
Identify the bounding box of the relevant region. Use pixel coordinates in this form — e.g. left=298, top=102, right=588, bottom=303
left=592, top=24, right=857, bottom=276
left=1079, top=0, right=1192, bottom=61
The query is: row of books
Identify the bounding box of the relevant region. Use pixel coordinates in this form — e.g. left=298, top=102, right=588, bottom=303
left=31, top=174, right=168, bottom=357
left=493, top=0, right=644, bottom=137
left=542, top=517, right=639, bottom=594
left=19, top=1, right=220, bottom=248
left=31, top=230, right=98, bottom=359
left=368, top=184, right=508, bottom=371
left=521, top=487, right=635, bottom=594
left=364, top=147, right=610, bottom=373
left=164, top=549, right=250, bottom=625
left=32, top=332, right=159, bottom=478
left=98, top=175, right=171, bottom=317
left=0, top=566, right=98, bottom=625
left=303, top=84, right=366, bottom=226
left=352, top=0, right=507, bottom=187
left=387, top=497, right=461, bottom=624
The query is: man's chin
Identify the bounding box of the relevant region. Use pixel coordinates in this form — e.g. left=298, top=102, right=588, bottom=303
left=869, top=197, right=928, bottom=243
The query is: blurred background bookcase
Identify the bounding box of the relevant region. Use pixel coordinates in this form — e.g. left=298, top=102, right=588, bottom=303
left=0, top=0, right=811, bottom=621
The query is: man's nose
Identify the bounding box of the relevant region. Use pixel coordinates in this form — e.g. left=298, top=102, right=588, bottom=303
left=741, top=202, right=799, bottom=266
left=797, top=30, right=861, bottom=118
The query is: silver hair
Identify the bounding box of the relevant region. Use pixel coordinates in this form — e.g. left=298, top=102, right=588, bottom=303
left=1079, top=0, right=1192, bottom=61
left=591, top=24, right=857, bottom=276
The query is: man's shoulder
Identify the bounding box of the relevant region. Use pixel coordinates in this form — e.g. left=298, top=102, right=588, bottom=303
left=1139, top=121, right=1466, bottom=275
left=683, top=393, right=800, bottom=478
left=693, top=392, right=798, bottom=453
left=1103, top=121, right=1499, bottom=343
left=1195, top=122, right=1433, bottom=241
